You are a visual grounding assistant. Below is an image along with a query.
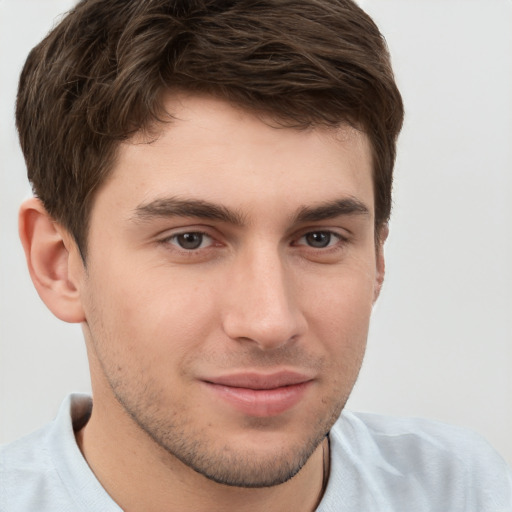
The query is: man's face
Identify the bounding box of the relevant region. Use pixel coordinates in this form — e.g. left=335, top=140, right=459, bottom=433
left=75, top=94, right=383, bottom=487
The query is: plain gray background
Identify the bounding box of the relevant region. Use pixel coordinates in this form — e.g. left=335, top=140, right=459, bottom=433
left=1, top=0, right=511, bottom=466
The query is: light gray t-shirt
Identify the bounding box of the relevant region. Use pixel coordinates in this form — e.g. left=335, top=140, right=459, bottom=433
left=1, top=394, right=511, bottom=511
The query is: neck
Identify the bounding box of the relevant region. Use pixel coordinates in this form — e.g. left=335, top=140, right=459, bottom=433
left=76, top=392, right=329, bottom=512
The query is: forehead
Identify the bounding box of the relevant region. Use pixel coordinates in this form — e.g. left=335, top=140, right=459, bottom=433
left=97, top=93, right=375, bottom=221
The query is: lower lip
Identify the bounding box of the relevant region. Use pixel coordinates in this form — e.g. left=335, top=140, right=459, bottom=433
left=203, top=381, right=311, bottom=417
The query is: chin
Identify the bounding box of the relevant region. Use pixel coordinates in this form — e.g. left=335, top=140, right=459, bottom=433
left=177, top=435, right=323, bottom=488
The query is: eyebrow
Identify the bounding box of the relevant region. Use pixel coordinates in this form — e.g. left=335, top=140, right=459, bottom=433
left=293, top=198, right=370, bottom=223
left=131, top=196, right=370, bottom=226
left=132, top=197, right=246, bottom=225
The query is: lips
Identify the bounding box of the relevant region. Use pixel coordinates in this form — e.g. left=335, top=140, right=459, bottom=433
left=201, top=371, right=313, bottom=417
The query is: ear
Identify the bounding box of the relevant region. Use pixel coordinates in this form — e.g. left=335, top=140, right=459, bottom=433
left=19, top=197, right=86, bottom=323
left=373, top=224, right=389, bottom=303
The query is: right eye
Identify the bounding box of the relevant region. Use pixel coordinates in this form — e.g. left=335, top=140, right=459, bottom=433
left=165, top=232, right=214, bottom=250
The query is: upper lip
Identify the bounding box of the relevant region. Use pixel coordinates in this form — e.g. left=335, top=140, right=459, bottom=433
left=203, top=371, right=313, bottom=390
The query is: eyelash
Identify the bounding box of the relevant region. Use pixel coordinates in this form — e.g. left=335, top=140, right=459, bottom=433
left=161, top=231, right=216, bottom=251
left=160, top=229, right=347, bottom=253
left=293, top=231, right=346, bottom=250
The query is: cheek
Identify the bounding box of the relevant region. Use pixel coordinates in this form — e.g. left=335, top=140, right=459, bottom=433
left=83, top=260, right=221, bottom=361
left=299, top=262, right=376, bottom=383
left=302, top=263, right=376, bottom=337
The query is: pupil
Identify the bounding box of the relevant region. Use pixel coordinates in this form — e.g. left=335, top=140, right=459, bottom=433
left=178, top=233, right=203, bottom=250
left=306, top=232, right=330, bottom=248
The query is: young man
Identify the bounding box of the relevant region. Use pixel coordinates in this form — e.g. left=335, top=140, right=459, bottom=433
left=1, top=1, right=511, bottom=511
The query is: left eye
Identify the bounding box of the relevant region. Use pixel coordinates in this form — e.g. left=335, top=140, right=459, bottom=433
left=168, top=232, right=213, bottom=250
left=297, top=231, right=340, bottom=248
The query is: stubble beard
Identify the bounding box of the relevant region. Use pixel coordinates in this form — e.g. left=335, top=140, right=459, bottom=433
left=111, top=382, right=346, bottom=488
left=86, top=318, right=361, bottom=489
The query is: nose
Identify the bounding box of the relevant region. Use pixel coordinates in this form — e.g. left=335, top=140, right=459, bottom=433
left=221, top=245, right=307, bottom=350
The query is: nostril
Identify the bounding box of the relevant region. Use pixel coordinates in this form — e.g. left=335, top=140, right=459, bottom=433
left=223, top=307, right=307, bottom=351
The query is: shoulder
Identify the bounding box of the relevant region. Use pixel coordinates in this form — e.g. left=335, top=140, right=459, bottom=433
left=0, top=421, right=69, bottom=511
left=320, top=411, right=512, bottom=512
left=0, top=394, right=109, bottom=512
left=0, top=421, right=53, bottom=472
left=334, top=410, right=497, bottom=455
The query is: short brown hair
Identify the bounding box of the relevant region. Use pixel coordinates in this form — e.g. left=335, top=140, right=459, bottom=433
left=16, top=0, right=404, bottom=257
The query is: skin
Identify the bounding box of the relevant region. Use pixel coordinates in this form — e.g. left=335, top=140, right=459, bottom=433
left=20, top=93, right=386, bottom=512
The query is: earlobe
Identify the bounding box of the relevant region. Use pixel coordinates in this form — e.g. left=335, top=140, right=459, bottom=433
left=19, top=197, right=86, bottom=323
left=373, top=224, right=389, bottom=303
